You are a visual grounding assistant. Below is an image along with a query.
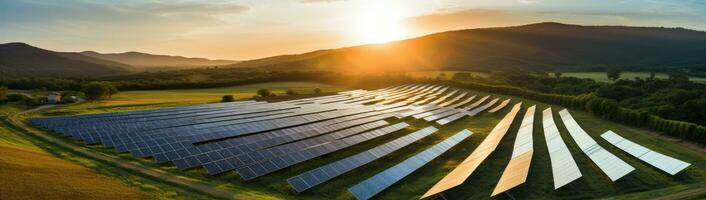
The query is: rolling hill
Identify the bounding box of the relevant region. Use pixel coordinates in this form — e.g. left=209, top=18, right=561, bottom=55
left=81, top=51, right=238, bottom=69
left=226, top=22, right=706, bottom=73
left=0, top=43, right=132, bottom=78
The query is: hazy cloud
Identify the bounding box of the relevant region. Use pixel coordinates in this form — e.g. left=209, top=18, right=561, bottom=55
left=299, top=0, right=347, bottom=4
left=137, top=2, right=250, bottom=16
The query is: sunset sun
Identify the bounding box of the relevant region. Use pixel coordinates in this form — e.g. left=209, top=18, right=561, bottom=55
left=353, top=2, right=407, bottom=44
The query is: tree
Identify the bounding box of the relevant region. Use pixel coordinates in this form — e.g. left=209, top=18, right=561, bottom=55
left=107, top=84, right=118, bottom=98
left=256, top=88, right=271, bottom=97
left=554, top=72, right=562, bottom=79
left=649, top=72, right=656, bottom=80
left=607, top=68, right=622, bottom=81
left=314, top=88, right=322, bottom=94
left=437, top=73, right=447, bottom=80
left=285, top=89, right=298, bottom=96
left=0, top=86, right=7, bottom=101
left=82, top=81, right=118, bottom=100
left=221, top=95, right=235, bottom=102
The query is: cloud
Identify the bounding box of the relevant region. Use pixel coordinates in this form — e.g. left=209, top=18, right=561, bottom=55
left=403, top=9, right=525, bottom=33
left=299, top=0, right=347, bottom=4
left=518, top=0, right=538, bottom=4
left=403, top=7, right=706, bottom=35
left=138, top=2, right=251, bottom=16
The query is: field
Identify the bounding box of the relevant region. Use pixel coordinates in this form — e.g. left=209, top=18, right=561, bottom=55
left=6, top=82, right=706, bottom=200
left=0, top=114, right=149, bottom=199
left=554, top=72, right=706, bottom=83
left=41, top=81, right=348, bottom=116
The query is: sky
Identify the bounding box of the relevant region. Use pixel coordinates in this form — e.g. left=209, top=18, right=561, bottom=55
left=1, top=0, right=706, bottom=60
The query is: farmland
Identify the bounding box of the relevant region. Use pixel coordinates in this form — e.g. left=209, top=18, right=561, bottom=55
left=10, top=83, right=705, bottom=200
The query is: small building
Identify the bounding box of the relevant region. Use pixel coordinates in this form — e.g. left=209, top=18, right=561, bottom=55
left=47, top=92, right=61, bottom=104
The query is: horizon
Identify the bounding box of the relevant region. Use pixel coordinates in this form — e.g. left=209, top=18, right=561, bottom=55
left=2, top=0, right=706, bottom=60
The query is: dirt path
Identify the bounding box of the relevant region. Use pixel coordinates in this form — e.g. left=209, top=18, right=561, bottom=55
left=9, top=105, right=237, bottom=200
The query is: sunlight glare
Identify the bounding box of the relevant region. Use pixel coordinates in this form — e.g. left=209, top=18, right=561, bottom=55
left=354, top=2, right=407, bottom=44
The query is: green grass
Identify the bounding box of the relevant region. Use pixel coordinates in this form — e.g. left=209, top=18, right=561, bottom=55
left=553, top=72, right=706, bottom=83
left=0, top=118, right=151, bottom=200
left=18, top=83, right=706, bottom=200
left=42, top=81, right=348, bottom=115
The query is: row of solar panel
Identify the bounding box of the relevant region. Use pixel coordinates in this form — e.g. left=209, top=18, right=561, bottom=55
left=349, top=129, right=473, bottom=200
left=559, top=109, right=635, bottom=181
left=238, top=122, right=412, bottom=180
left=287, top=126, right=440, bottom=192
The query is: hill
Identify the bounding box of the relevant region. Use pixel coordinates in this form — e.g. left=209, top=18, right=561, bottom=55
left=0, top=43, right=131, bottom=78
left=226, top=22, right=706, bottom=73
left=81, top=51, right=238, bottom=69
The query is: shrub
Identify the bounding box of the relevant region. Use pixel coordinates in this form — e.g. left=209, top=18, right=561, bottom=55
left=314, top=88, right=322, bottom=94
left=82, top=81, right=118, bottom=100
left=6, top=94, right=25, bottom=102
left=221, top=95, right=235, bottom=102
left=256, top=88, right=271, bottom=97
left=0, top=86, right=7, bottom=101
left=285, top=89, right=298, bottom=96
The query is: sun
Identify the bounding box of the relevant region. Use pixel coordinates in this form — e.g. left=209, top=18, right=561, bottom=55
left=353, top=2, right=407, bottom=44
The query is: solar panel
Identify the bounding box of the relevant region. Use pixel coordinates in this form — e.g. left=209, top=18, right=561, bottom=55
left=236, top=122, right=410, bottom=180
left=421, top=103, right=522, bottom=199
left=287, top=126, right=439, bottom=193
left=462, top=95, right=489, bottom=110
left=423, top=109, right=460, bottom=122
left=542, top=108, right=582, bottom=189
left=601, top=131, right=690, bottom=175
left=216, top=120, right=390, bottom=171
left=425, top=89, right=458, bottom=105
left=559, top=109, right=634, bottom=181
left=348, top=129, right=472, bottom=200
left=492, top=105, right=535, bottom=196
left=466, top=98, right=499, bottom=116
left=487, top=99, right=511, bottom=113
left=436, top=92, right=470, bottom=107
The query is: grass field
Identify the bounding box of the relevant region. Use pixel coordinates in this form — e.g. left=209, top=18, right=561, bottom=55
left=40, top=81, right=348, bottom=116
left=0, top=117, right=150, bottom=200
left=8, top=82, right=706, bottom=200
left=554, top=72, right=706, bottom=83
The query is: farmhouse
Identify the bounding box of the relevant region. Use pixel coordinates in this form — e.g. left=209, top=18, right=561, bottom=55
left=47, top=92, right=61, bottom=104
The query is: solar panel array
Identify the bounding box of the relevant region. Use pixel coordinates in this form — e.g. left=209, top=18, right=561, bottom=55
left=559, top=109, right=635, bottom=181
left=601, top=131, right=690, bottom=175
left=32, top=85, right=441, bottom=174
left=492, top=105, right=536, bottom=196
left=348, top=129, right=473, bottom=200
left=29, top=83, right=693, bottom=198
left=421, top=103, right=523, bottom=199
left=287, top=126, right=439, bottom=192
left=542, top=108, right=582, bottom=189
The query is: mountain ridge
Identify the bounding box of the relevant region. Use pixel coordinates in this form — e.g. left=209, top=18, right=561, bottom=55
left=0, top=42, right=132, bottom=78
left=80, top=51, right=238, bottom=68
left=225, top=22, right=706, bottom=73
